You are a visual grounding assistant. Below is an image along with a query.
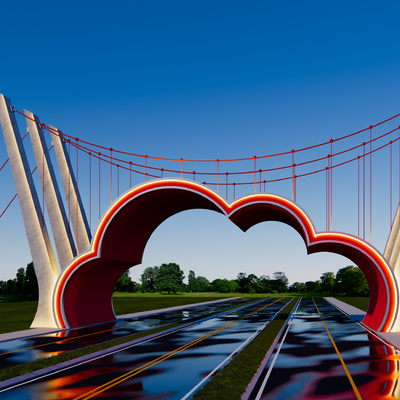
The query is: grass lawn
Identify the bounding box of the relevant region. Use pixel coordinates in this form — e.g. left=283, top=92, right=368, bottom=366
left=0, top=301, right=39, bottom=334
left=333, top=296, right=369, bottom=312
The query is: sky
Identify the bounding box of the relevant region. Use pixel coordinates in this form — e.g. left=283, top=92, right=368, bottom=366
left=1, top=1, right=400, bottom=286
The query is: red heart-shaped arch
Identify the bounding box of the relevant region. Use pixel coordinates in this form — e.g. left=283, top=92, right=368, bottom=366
left=54, top=179, right=398, bottom=332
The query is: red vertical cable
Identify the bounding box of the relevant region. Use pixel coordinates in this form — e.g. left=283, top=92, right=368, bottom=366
left=233, top=182, right=236, bottom=200
left=110, top=148, right=113, bottom=204
left=264, top=180, right=266, bottom=192
left=358, top=156, right=360, bottom=237
left=193, top=171, right=195, bottom=181
left=42, top=124, right=45, bottom=227
left=217, top=159, right=219, bottom=193
left=89, top=152, right=91, bottom=231
left=291, top=150, right=295, bottom=201
left=117, top=165, right=120, bottom=197
left=327, top=155, right=331, bottom=230
left=253, top=156, right=256, bottom=193
left=390, top=142, right=393, bottom=229
left=161, top=168, right=164, bottom=178
left=145, top=155, right=148, bottom=181
left=330, top=139, right=333, bottom=230
left=369, top=126, right=372, bottom=243
left=326, top=167, right=329, bottom=230
left=363, top=143, right=366, bottom=240
left=181, top=158, right=183, bottom=179
left=98, top=152, right=101, bottom=219
left=259, top=169, right=262, bottom=192
left=76, top=138, right=79, bottom=247
left=129, top=161, right=132, bottom=187
left=226, top=172, right=228, bottom=200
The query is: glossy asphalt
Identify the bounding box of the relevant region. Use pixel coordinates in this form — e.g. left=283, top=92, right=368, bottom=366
left=247, top=298, right=400, bottom=400
left=0, top=297, right=291, bottom=399
left=0, top=297, right=251, bottom=369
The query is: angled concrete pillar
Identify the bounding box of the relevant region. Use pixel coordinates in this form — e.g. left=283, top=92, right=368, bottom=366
left=384, top=205, right=400, bottom=273
left=50, top=125, right=91, bottom=254
left=24, top=110, right=77, bottom=269
left=0, top=94, right=59, bottom=328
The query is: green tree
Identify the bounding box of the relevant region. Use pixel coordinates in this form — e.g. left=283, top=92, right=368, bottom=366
left=336, top=266, right=369, bottom=296
left=6, top=279, right=16, bottom=295
left=229, top=279, right=239, bottom=293
left=188, top=270, right=198, bottom=292
left=289, top=282, right=307, bottom=293
left=16, top=267, right=26, bottom=295
left=114, top=270, right=137, bottom=292
left=272, top=271, right=289, bottom=293
left=211, top=278, right=234, bottom=293
left=320, top=272, right=335, bottom=293
left=236, top=272, right=250, bottom=293
left=141, top=266, right=159, bottom=292
left=305, top=280, right=321, bottom=293
left=247, top=274, right=260, bottom=293
left=196, top=276, right=210, bottom=292
left=0, top=281, right=8, bottom=296
left=25, top=262, right=38, bottom=299
left=258, top=275, right=273, bottom=293
left=154, top=263, right=184, bottom=294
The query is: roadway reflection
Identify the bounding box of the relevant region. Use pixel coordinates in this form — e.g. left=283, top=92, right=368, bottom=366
left=0, top=297, right=251, bottom=368
left=251, top=298, right=400, bottom=400
left=0, top=298, right=290, bottom=399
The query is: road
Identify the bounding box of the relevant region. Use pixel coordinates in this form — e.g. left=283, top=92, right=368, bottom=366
left=0, top=297, right=291, bottom=399
left=246, top=298, right=400, bottom=400
left=0, top=297, right=252, bottom=368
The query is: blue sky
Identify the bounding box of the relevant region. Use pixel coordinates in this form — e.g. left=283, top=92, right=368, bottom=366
left=1, top=1, right=400, bottom=285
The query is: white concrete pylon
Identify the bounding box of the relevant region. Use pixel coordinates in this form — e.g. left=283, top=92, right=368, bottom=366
left=384, top=205, right=400, bottom=273
left=50, top=125, right=91, bottom=254
left=24, top=110, right=77, bottom=269
left=0, top=94, right=59, bottom=328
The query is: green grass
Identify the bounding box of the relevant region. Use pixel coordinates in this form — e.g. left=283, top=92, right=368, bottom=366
left=0, top=301, right=39, bottom=334
left=192, top=297, right=297, bottom=400
left=333, top=296, right=369, bottom=312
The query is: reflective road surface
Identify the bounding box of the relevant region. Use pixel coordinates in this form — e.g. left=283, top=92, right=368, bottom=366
left=0, top=297, right=252, bottom=369
left=0, top=297, right=290, bottom=399
left=248, top=298, right=400, bottom=400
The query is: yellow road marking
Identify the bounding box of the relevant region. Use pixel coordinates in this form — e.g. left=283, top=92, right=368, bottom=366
left=312, top=298, right=362, bottom=400
left=73, top=297, right=286, bottom=399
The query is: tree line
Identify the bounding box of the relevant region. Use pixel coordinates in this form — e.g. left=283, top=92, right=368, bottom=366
left=115, top=263, right=368, bottom=296
left=0, top=262, right=38, bottom=299
left=0, top=262, right=369, bottom=298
